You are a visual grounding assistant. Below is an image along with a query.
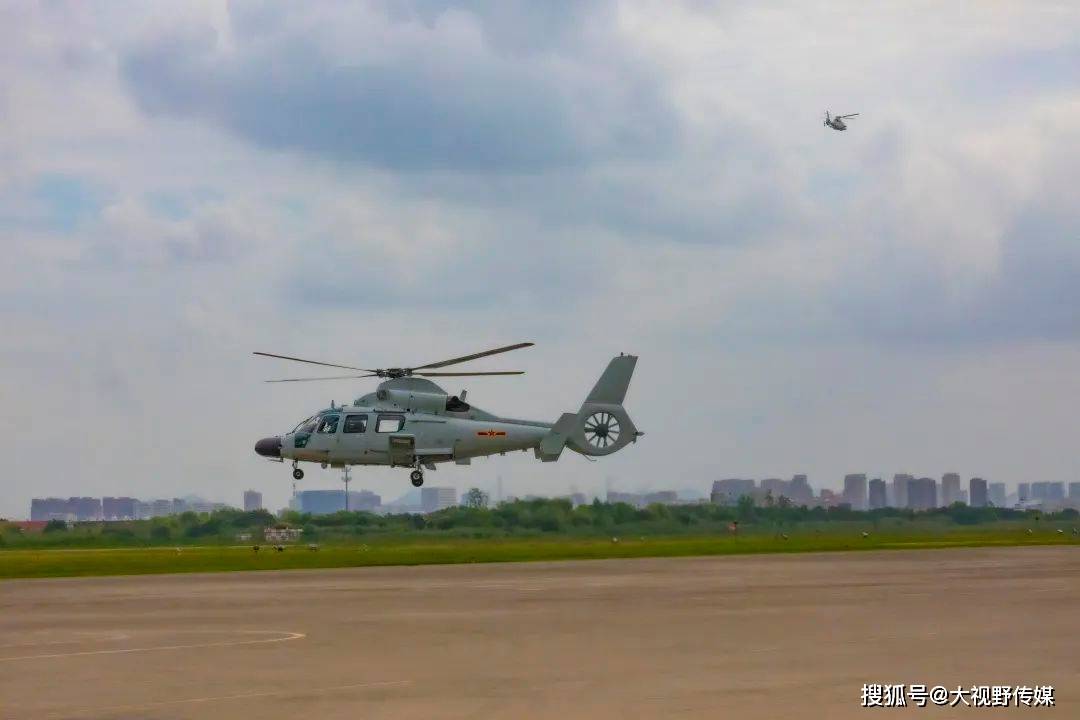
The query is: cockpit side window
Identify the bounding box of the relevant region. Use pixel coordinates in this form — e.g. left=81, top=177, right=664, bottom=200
left=343, top=414, right=368, bottom=433
left=375, top=414, right=404, bottom=433
left=315, top=414, right=340, bottom=434
left=445, top=395, right=471, bottom=412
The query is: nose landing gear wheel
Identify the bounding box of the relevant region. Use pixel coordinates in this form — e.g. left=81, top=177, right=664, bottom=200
left=293, top=468, right=304, bottom=480
left=410, top=470, right=424, bottom=487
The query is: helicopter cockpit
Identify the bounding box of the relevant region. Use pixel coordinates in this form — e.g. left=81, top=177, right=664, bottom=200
left=291, top=412, right=340, bottom=436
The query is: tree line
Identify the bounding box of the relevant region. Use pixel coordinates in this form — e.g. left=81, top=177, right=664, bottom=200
left=2, top=495, right=1076, bottom=549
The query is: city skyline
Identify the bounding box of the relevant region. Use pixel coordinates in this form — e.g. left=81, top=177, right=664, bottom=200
left=20, top=472, right=1079, bottom=521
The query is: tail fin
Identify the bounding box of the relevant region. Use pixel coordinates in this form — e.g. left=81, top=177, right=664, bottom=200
left=583, top=354, right=637, bottom=406
left=536, top=354, right=641, bottom=462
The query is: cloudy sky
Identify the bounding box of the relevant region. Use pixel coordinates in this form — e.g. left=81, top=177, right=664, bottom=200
left=3, top=1, right=1079, bottom=517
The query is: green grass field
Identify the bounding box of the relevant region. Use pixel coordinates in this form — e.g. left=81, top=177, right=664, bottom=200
left=1, top=525, right=1075, bottom=580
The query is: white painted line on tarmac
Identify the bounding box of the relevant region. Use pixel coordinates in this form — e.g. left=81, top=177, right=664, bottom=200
left=0, top=629, right=305, bottom=662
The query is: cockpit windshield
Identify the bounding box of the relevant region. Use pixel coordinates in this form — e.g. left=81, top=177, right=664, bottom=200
left=292, top=416, right=317, bottom=434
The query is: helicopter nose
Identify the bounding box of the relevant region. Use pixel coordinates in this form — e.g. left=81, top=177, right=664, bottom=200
left=255, top=436, right=281, bottom=458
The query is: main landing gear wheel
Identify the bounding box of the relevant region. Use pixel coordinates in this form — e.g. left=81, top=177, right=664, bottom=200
left=293, top=467, right=304, bottom=480
left=410, top=470, right=424, bottom=487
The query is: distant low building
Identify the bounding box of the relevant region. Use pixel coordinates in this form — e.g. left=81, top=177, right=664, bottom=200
left=264, top=527, right=303, bottom=543
left=557, top=493, right=588, bottom=507
left=607, top=491, right=642, bottom=506
left=642, top=491, right=678, bottom=505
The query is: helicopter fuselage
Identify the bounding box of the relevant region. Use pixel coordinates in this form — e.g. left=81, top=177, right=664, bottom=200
left=256, top=377, right=552, bottom=469
left=255, top=354, right=641, bottom=486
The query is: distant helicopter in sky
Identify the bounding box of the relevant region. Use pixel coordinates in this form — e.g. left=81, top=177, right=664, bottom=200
left=824, top=111, right=859, bottom=131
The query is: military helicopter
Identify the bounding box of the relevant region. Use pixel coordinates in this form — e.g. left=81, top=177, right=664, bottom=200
left=824, top=111, right=859, bottom=131
left=253, top=343, right=641, bottom=487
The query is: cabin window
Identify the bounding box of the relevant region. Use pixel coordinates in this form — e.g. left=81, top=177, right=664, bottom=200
left=343, top=414, right=368, bottom=433
left=376, top=415, right=405, bottom=433
left=315, top=414, right=340, bottom=434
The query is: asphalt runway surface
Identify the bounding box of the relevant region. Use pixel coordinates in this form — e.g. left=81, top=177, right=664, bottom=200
left=1, top=546, right=1076, bottom=719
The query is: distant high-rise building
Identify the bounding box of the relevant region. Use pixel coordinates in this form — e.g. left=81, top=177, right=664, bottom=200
left=1018, top=483, right=1031, bottom=501
left=908, top=478, right=937, bottom=510
left=102, top=497, right=136, bottom=520
left=150, top=498, right=172, bottom=515
left=988, top=483, right=1007, bottom=507
left=789, top=474, right=813, bottom=505
left=1070, top=482, right=1080, bottom=501
left=941, top=473, right=961, bottom=506
left=969, top=477, right=988, bottom=508
left=868, top=478, right=887, bottom=509
left=892, top=474, right=913, bottom=509
left=1029, top=482, right=1064, bottom=505
left=761, top=478, right=789, bottom=498
left=30, top=498, right=73, bottom=522
left=243, top=490, right=263, bottom=512
left=710, top=479, right=756, bottom=505
left=843, top=474, right=868, bottom=511
left=421, top=486, right=457, bottom=513
left=66, top=497, right=102, bottom=521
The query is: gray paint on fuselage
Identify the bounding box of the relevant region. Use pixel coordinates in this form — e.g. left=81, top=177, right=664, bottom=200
left=280, top=377, right=550, bottom=467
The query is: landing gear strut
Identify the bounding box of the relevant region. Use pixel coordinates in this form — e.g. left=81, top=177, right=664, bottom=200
left=410, top=469, right=424, bottom=487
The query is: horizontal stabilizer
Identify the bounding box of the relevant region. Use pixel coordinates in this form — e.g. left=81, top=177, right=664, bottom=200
left=537, top=412, right=578, bottom=462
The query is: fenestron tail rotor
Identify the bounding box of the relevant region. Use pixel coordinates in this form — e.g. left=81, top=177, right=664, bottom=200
left=584, top=412, right=622, bottom=449
left=254, top=343, right=534, bottom=383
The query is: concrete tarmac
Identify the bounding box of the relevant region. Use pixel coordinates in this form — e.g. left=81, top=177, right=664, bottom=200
left=1, top=546, right=1076, bottom=719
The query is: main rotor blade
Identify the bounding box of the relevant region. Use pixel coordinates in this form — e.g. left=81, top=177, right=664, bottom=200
left=416, top=371, right=525, bottom=377
left=265, top=374, right=378, bottom=383
left=838, top=113, right=859, bottom=118
left=412, top=342, right=534, bottom=371
left=253, top=351, right=376, bottom=373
